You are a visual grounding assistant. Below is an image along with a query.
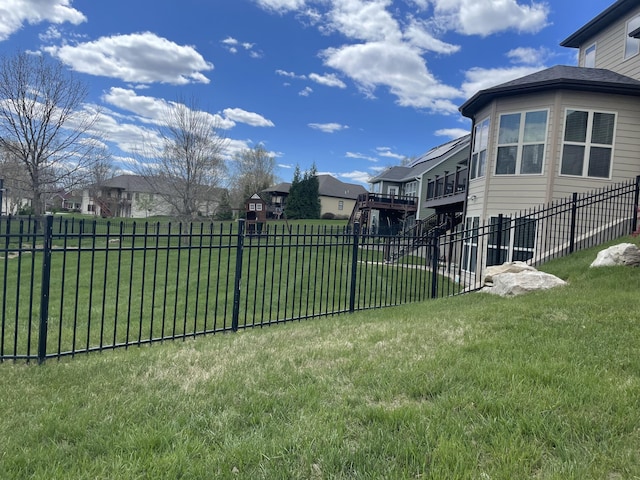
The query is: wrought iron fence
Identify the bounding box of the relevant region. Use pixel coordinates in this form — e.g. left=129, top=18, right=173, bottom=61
left=1, top=176, right=638, bottom=363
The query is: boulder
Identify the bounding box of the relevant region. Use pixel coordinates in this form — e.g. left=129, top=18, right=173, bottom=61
left=485, top=270, right=567, bottom=297
left=590, top=243, right=640, bottom=267
left=483, top=261, right=537, bottom=286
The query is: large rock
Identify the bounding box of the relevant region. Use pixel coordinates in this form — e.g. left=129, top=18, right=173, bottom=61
left=483, top=261, right=537, bottom=286
left=486, top=270, right=567, bottom=297
left=590, top=243, right=640, bottom=267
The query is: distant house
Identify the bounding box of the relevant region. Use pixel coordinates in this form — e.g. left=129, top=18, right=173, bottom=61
left=370, top=135, right=470, bottom=222
left=261, top=174, right=368, bottom=219
left=81, top=174, right=224, bottom=218
left=426, top=0, right=640, bottom=273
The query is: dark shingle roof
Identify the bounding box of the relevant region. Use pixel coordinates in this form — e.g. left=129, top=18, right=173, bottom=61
left=561, top=0, right=638, bottom=48
left=460, top=65, right=640, bottom=118
left=101, top=175, right=155, bottom=192
left=262, top=175, right=367, bottom=199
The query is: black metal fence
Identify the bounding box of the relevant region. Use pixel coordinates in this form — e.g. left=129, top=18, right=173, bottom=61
left=1, top=176, right=638, bottom=362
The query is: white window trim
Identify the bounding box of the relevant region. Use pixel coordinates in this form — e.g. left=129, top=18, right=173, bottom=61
left=559, top=108, right=616, bottom=180
left=624, top=15, right=640, bottom=60
left=584, top=43, right=596, bottom=68
left=470, top=117, right=490, bottom=181
left=495, top=108, right=549, bottom=176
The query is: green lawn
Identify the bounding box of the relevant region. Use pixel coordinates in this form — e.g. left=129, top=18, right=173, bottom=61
left=0, top=238, right=639, bottom=479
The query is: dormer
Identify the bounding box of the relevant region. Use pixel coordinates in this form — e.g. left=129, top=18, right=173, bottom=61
left=561, top=0, right=640, bottom=80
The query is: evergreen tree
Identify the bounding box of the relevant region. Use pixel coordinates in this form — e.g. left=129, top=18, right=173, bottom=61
left=285, top=165, right=304, bottom=219
left=285, top=164, right=320, bottom=219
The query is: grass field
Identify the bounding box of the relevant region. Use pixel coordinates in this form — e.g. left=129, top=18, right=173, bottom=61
left=0, top=237, right=639, bottom=478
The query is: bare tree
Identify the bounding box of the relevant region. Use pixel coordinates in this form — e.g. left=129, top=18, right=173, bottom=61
left=137, top=97, right=227, bottom=224
left=229, top=143, right=277, bottom=209
left=0, top=51, right=102, bottom=214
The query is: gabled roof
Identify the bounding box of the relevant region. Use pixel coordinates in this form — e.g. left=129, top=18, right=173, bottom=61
left=459, top=65, right=640, bottom=118
left=316, top=174, right=367, bottom=199
left=370, top=134, right=470, bottom=183
left=561, top=0, right=639, bottom=48
left=101, top=174, right=155, bottom=193
left=262, top=175, right=368, bottom=199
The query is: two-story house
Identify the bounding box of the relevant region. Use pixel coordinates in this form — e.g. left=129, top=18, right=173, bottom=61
left=426, top=0, right=640, bottom=273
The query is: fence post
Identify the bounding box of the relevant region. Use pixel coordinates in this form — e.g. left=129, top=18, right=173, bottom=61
left=231, top=219, right=245, bottom=332
left=349, top=222, right=360, bottom=313
left=494, top=214, right=503, bottom=265
left=37, top=215, right=53, bottom=364
left=569, top=192, right=578, bottom=254
left=430, top=229, right=439, bottom=299
left=632, top=176, right=640, bottom=233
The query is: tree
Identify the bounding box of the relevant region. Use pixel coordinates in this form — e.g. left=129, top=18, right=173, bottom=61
left=0, top=51, right=101, bottom=215
left=137, top=97, right=227, bottom=225
left=84, top=147, right=118, bottom=216
left=229, top=144, right=277, bottom=210
left=285, top=164, right=320, bottom=219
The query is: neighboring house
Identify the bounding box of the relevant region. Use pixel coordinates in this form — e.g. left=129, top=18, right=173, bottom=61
left=370, top=134, right=470, bottom=221
left=82, top=174, right=223, bottom=218
left=261, top=174, right=368, bottom=219
left=426, top=0, right=640, bottom=272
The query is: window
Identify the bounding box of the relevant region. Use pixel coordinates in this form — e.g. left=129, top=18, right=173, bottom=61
left=625, top=15, right=640, bottom=60
left=584, top=43, right=596, bottom=68
left=560, top=109, right=615, bottom=178
left=404, top=181, right=417, bottom=197
left=486, top=216, right=537, bottom=265
left=338, top=200, right=344, bottom=211
left=470, top=118, right=490, bottom=180
left=495, top=110, right=547, bottom=175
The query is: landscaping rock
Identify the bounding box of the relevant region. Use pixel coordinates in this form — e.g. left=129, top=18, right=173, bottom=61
left=590, top=243, right=640, bottom=267
left=486, top=270, right=567, bottom=297
left=483, top=261, right=537, bottom=286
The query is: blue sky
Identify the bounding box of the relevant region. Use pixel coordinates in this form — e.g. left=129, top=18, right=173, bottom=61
left=0, top=0, right=615, bottom=186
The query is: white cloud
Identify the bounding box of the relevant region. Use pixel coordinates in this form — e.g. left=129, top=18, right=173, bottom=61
left=435, top=128, right=470, bottom=138
left=276, top=69, right=306, bottom=79
left=223, top=108, right=275, bottom=127
left=0, top=0, right=86, bottom=41
left=309, top=72, right=347, bottom=88
left=404, top=18, right=460, bottom=55
left=299, top=86, right=313, bottom=96
left=45, top=32, right=213, bottom=85
left=507, top=46, right=550, bottom=65
left=326, top=0, right=402, bottom=43
left=254, top=0, right=306, bottom=13
left=346, top=152, right=378, bottom=162
left=308, top=122, right=348, bottom=133
left=461, top=65, right=545, bottom=98
left=322, top=41, right=461, bottom=112
left=431, top=0, right=549, bottom=37
left=376, top=147, right=404, bottom=160
left=339, top=170, right=373, bottom=185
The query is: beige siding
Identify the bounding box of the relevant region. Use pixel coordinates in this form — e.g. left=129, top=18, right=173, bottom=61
left=578, top=5, right=640, bottom=79
left=468, top=93, right=557, bottom=219
left=466, top=90, right=640, bottom=221
left=320, top=196, right=354, bottom=218
left=551, top=91, right=640, bottom=200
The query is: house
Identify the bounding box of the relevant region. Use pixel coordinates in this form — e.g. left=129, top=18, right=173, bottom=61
left=261, top=174, right=368, bottom=219
left=81, top=174, right=223, bottom=218
left=426, top=0, right=640, bottom=272
left=370, top=134, right=470, bottom=222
